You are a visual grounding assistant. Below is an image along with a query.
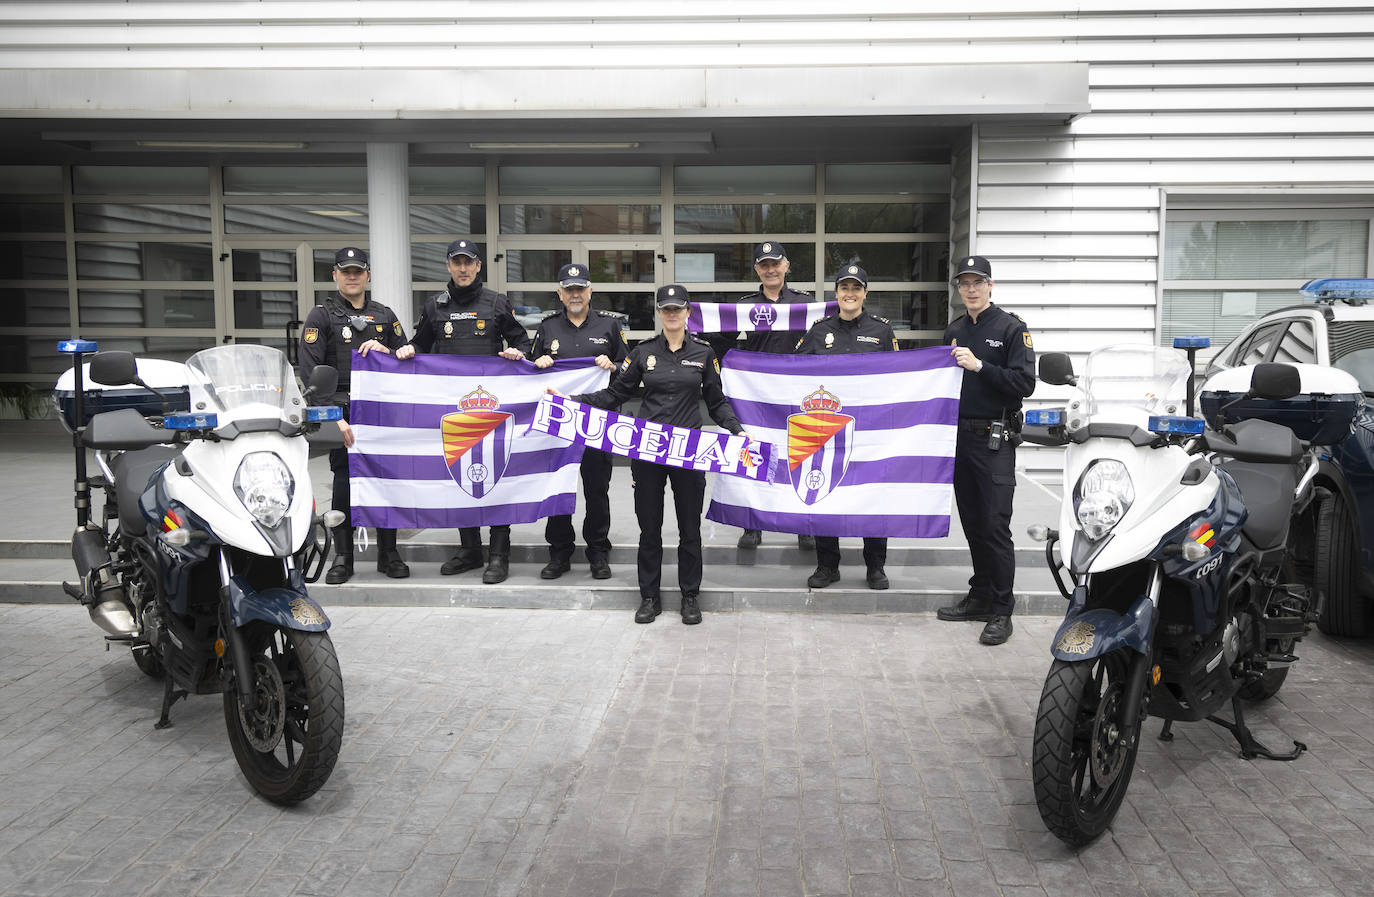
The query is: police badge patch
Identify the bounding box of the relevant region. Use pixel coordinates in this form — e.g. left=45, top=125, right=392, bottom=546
left=713, top=358, right=721, bottom=374
left=393, top=321, right=403, bottom=336
left=444, top=321, right=453, bottom=336
left=550, top=339, right=560, bottom=356
left=646, top=355, right=657, bottom=371
left=303, top=327, right=319, bottom=344
left=341, top=326, right=352, bottom=340
left=1023, top=332, right=1034, bottom=348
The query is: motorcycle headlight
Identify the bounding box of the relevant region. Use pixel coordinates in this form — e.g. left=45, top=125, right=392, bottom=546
left=234, top=452, right=295, bottom=528
left=1074, top=459, right=1134, bottom=541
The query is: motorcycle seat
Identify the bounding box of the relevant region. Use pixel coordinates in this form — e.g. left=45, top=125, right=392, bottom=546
left=109, top=446, right=182, bottom=538
left=1219, top=459, right=1298, bottom=551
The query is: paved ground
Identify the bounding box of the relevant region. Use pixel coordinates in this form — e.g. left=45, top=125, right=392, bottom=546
left=2, top=604, right=1372, bottom=897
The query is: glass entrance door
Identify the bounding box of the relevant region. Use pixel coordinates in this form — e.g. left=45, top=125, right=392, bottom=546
left=498, top=239, right=663, bottom=339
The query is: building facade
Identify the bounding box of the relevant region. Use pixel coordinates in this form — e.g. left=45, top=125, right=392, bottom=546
left=2, top=2, right=1373, bottom=397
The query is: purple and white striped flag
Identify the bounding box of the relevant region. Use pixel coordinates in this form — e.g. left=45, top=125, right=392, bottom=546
left=347, top=352, right=609, bottom=529
left=707, top=348, right=963, bottom=538
left=527, top=394, right=782, bottom=481
left=689, top=299, right=837, bottom=334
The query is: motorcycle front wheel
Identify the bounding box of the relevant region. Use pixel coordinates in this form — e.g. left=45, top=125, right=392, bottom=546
left=223, top=624, right=344, bottom=805
left=1032, top=650, right=1143, bottom=846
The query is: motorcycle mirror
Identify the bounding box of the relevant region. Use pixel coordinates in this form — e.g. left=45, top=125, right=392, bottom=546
left=303, top=365, right=338, bottom=401
left=1039, top=353, right=1076, bottom=386
left=87, top=351, right=139, bottom=387
left=1249, top=362, right=1301, bottom=401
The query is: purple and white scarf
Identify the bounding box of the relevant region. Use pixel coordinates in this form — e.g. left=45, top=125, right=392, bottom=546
left=528, top=394, right=782, bottom=481
left=689, top=299, right=837, bottom=333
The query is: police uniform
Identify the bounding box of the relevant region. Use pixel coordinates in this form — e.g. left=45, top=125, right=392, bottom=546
left=530, top=266, right=630, bottom=578
left=939, top=256, right=1036, bottom=644
left=297, top=247, right=410, bottom=581
left=721, top=243, right=817, bottom=551
left=408, top=239, right=534, bottom=581
left=795, top=266, right=899, bottom=587
left=572, top=285, right=743, bottom=624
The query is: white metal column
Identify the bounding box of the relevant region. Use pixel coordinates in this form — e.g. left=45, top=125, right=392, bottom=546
left=366, top=142, right=412, bottom=326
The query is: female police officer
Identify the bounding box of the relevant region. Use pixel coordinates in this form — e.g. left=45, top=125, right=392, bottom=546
left=794, top=264, right=898, bottom=591
left=557, top=285, right=749, bottom=625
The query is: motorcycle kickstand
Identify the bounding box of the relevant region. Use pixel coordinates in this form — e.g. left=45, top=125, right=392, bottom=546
left=1159, top=719, right=1175, bottom=742
left=154, top=674, right=188, bottom=730
left=1205, top=695, right=1307, bottom=761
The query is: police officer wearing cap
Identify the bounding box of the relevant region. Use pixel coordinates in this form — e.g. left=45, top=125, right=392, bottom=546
left=795, top=264, right=900, bottom=591
left=728, top=241, right=817, bottom=553
left=529, top=263, right=629, bottom=580
left=298, top=247, right=411, bottom=584
left=396, top=239, right=533, bottom=584
left=560, top=285, right=749, bottom=626
left=937, top=255, right=1035, bottom=646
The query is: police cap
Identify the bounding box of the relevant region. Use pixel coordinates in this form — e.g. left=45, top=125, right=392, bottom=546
left=334, top=247, right=369, bottom=270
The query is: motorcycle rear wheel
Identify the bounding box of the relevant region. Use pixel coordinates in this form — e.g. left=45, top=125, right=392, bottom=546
left=223, top=624, right=344, bottom=805
left=1033, top=650, right=1142, bottom=846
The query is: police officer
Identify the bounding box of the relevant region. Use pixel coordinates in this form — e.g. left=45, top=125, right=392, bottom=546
left=395, top=239, right=532, bottom=584
left=937, top=256, right=1035, bottom=646
left=298, top=247, right=411, bottom=584
left=529, top=263, right=629, bottom=580
left=795, top=264, right=899, bottom=591
left=564, top=285, right=749, bottom=626
left=728, top=241, right=817, bottom=553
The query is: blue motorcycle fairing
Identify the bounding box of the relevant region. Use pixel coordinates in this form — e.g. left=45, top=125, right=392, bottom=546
left=227, top=573, right=330, bottom=632
left=1153, top=468, right=1247, bottom=636
left=1051, top=585, right=1154, bottom=660
left=141, top=481, right=215, bottom=614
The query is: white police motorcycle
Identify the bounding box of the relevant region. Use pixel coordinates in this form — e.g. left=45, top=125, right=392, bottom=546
left=56, top=340, right=346, bottom=804
left=1020, top=338, right=1360, bottom=845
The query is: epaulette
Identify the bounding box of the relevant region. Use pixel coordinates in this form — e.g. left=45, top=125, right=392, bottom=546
left=688, top=333, right=712, bottom=346
left=597, top=309, right=629, bottom=320
left=873, top=315, right=891, bottom=325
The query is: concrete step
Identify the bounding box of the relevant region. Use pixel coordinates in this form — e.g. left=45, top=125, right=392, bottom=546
left=0, top=537, right=1052, bottom=568
left=0, top=557, right=1068, bottom=615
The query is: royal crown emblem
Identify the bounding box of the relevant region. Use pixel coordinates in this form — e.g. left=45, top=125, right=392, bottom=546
left=458, top=385, right=499, bottom=412
left=800, top=386, right=841, bottom=414
left=568, top=266, right=580, bottom=276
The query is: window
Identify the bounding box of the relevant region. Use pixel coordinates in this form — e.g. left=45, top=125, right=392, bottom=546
left=1161, top=208, right=1373, bottom=350
left=1237, top=323, right=1286, bottom=365
left=1273, top=319, right=1318, bottom=365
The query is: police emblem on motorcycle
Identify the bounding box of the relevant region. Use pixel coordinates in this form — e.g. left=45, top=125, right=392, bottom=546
left=440, top=386, right=513, bottom=499
left=289, top=596, right=325, bottom=626
left=750, top=304, right=777, bottom=327
left=1056, top=620, right=1096, bottom=655
left=787, top=386, right=853, bottom=505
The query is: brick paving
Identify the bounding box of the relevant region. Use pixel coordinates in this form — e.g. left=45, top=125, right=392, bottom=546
left=1, top=604, right=1372, bottom=896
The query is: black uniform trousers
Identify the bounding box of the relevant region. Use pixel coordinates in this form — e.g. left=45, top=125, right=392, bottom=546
left=630, top=459, right=705, bottom=599
left=815, top=536, right=887, bottom=572
left=545, top=448, right=614, bottom=564
left=328, top=430, right=397, bottom=558
left=953, top=419, right=1017, bottom=615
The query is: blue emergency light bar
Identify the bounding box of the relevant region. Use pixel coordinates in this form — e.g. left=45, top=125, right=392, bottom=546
left=163, top=412, right=218, bottom=430
left=305, top=406, right=343, bottom=422
left=57, top=339, right=98, bottom=354
left=1024, top=409, right=1063, bottom=427
left=1172, top=336, right=1210, bottom=349
left=1148, top=415, right=1205, bottom=435
left=1300, top=278, right=1374, bottom=301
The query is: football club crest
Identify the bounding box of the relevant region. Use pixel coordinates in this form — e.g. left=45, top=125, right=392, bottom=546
left=750, top=304, right=777, bottom=327
left=787, top=386, right=854, bottom=505
left=440, top=386, right=513, bottom=499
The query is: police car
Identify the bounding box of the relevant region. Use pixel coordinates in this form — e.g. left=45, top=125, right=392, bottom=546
left=1203, top=278, right=1374, bottom=637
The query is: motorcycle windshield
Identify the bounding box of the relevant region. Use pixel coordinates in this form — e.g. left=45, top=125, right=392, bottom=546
left=184, top=345, right=303, bottom=423
left=1078, top=346, right=1193, bottom=425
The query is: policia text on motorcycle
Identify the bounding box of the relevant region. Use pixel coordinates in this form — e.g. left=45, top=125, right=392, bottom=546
left=937, top=256, right=1036, bottom=647
left=795, top=264, right=900, bottom=591
left=297, top=247, right=411, bottom=584
left=396, top=239, right=533, bottom=584
left=529, top=263, right=629, bottom=581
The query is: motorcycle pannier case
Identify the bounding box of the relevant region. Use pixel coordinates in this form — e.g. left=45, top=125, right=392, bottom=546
left=1199, top=363, right=1363, bottom=446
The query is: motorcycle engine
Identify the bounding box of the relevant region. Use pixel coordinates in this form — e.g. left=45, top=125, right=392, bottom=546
left=1221, top=612, right=1253, bottom=666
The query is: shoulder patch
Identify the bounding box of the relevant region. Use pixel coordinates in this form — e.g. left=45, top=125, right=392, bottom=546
left=1023, top=331, right=1033, bottom=349
left=393, top=321, right=403, bottom=337
left=302, top=327, right=319, bottom=344
left=713, top=357, right=722, bottom=375
left=620, top=358, right=631, bottom=372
